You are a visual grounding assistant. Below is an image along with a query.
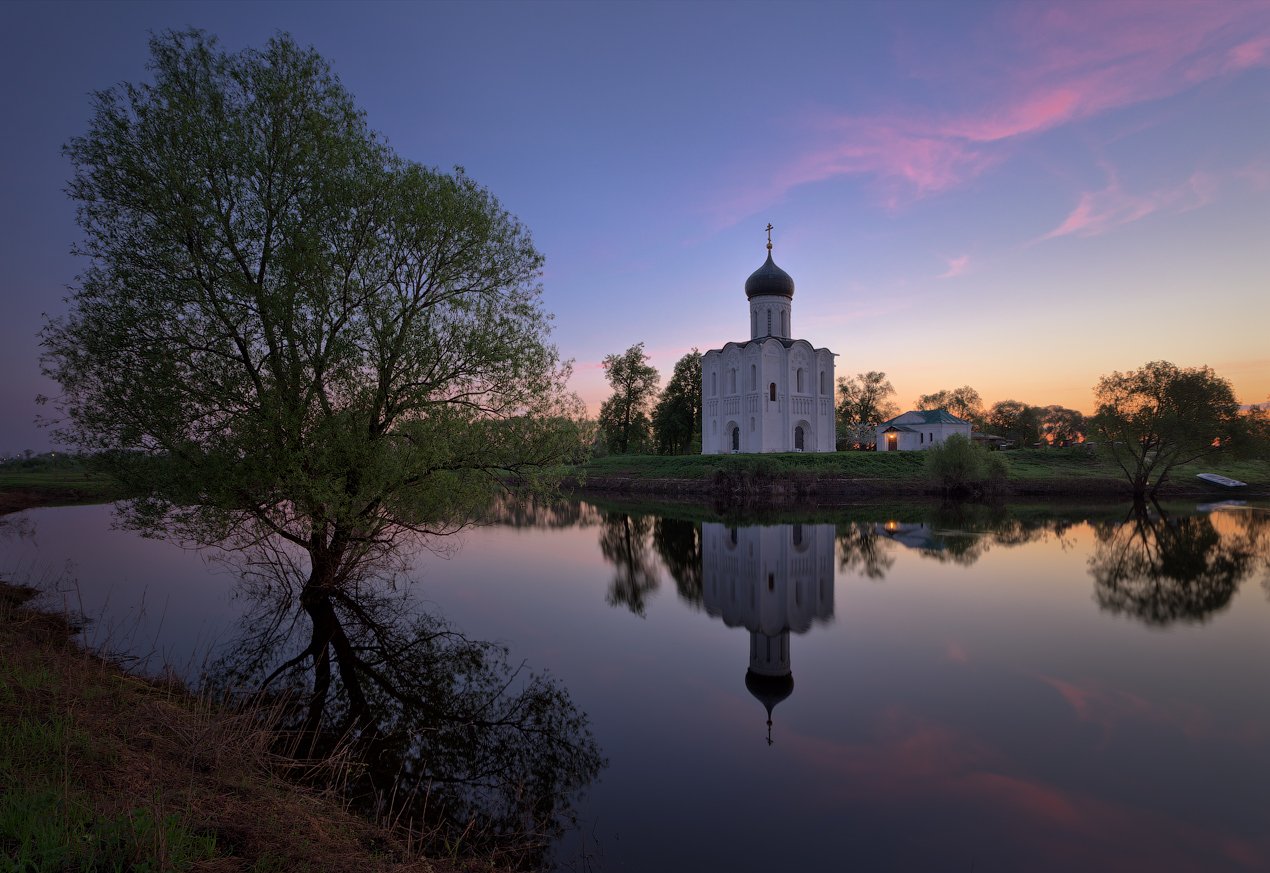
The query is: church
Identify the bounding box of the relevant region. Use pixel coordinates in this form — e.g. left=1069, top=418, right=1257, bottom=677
left=701, top=228, right=837, bottom=454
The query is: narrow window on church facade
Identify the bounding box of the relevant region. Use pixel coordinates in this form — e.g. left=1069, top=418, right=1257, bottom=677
left=752, top=310, right=757, bottom=335
left=766, top=309, right=771, bottom=335
left=711, top=371, right=717, bottom=396
left=820, top=370, right=827, bottom=395
left=782, top=310, right=788, bottom=336
left=729, top=368, right=736, bottom=394
left=769, top=382, right=776, bottom=402
left=797, top=368, right=804, bottom=393
left=750, top=364, right=756, bottom=391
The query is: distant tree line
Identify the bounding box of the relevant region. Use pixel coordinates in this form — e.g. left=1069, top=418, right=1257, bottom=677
left=594, top=345, right=1269, bottom=495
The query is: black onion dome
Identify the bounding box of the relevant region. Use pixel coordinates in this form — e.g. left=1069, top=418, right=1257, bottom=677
left=745, top=669, right=795, bottom=715
left=744, top=253, right=795, bottom=299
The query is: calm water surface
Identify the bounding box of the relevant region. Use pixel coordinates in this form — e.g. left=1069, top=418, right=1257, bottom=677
left=3, top=499, right=1270, bottom=872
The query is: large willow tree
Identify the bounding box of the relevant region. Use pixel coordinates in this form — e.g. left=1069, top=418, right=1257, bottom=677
left=43, top=31, right=581, bottom=650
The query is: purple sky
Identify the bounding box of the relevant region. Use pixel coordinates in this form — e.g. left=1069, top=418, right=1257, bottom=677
left=3, top=0, right=1268, bottom=453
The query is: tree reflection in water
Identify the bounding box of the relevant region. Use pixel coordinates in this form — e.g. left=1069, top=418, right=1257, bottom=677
left=589, top=504, right=1270, bottom=634
left=836, top=523, right=896, bottom=579
left=207, top=561, right=604, bottom=868
left=1088, top=502, right=1260, bottom=626
left=599, top=512, right=661, bottom=616
left=653, top=517, right=704, bottom=606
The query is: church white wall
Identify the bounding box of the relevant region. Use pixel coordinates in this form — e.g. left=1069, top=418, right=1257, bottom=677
left=875, top=419, right=972, bottom=451
left=749, top=295, right=792, bottom=340
left=703, top=338, right=835, bottom=454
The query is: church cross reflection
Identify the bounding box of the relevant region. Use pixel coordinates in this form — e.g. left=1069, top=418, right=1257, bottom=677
left=702, top=522, right=835, bottom=744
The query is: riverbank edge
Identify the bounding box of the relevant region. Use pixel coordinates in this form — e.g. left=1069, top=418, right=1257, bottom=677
left=0, top=580, right=489, bottom=873
left=565, top=473, right=1270, bottom=503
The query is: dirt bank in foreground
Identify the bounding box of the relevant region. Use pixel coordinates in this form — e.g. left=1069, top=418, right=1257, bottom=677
left=0, top=581, right=478, bottom=873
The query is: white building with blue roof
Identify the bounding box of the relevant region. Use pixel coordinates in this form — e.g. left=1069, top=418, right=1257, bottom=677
left=701, top=229, right=836, bottom=454
left=876, top=408, right=972, bottom=452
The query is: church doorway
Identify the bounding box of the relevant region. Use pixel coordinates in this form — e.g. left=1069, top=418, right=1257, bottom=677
left=794, top=425, right=805, bottom=451
left=731, top=425, right=740, bottom=452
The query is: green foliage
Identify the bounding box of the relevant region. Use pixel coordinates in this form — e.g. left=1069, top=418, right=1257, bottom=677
left=923, top=434, right=1008, bottom=496
left=597, top=342, right=660, bottom=454
left=1039, top=405, right=1086, bottom=446
left=1092, top=360, right=1244, bottom=498
left=583, top=448, right=928, bottom=480
left=985, top=400, right=1042, bottom=446
left=914, top=386, right=984, bottom=428
left=42, top=30, right=582, bottom=586
left=836, top=370, right=897, bottom=449
left=652, top=349, right=702, bottom=454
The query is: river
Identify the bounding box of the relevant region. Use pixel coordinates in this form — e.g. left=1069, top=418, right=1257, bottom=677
left=3, top=498, right=1269, bottom=872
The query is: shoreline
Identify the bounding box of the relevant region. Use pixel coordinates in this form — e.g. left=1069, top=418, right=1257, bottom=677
left=0, top=581, right=464, bottom=872
left=566, top=472, right=1270, bottom=503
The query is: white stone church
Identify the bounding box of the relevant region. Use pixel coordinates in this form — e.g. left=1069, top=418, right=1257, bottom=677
left=702, top=232, right=836, bottom=454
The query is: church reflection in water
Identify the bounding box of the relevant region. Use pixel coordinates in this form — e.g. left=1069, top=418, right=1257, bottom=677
left=702, top=522, right=835, bottom=744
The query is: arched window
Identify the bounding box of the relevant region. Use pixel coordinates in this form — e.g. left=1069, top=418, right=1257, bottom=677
left=820, top=370, right=827, bottom=395
left=731, top=426, right=740, bottom=452
left=781, top=310, right=788, bottom=336
left=794, top=425, right=805, bottom=450
left=769, top=382, right=776, bottom=402
left=728, top=368, right=736, bottom=394
left=750, top=364, right=756, bottom=391
left=711, top=371, right=717, bottom=396
left=766, top=309, right=772, bottom=335
left=752, top=310, right=757, bottom=335
left=796, top=368, right=804, bottom=393
left=750, top=416, right=755, bottom=432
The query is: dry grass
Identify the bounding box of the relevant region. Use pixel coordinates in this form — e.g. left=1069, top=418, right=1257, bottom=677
left=0, top=580, right=496, bottom=873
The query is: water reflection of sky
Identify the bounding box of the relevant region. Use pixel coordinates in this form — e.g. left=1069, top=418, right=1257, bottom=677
left=3, top=501, right=1270, bottom=871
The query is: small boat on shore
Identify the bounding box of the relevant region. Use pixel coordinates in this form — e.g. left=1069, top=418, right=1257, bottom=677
left=1197, top=473, right=1247, bottom=488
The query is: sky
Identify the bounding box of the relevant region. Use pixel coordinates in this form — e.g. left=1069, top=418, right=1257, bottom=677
left=2, top=0, right=1268, bottom=453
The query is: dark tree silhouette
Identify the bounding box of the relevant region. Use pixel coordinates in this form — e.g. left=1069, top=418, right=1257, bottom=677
left=836, top=523, right=897, bottom=579
left=1089, top=504, right=1257, bottom=625
left=208, top=571, right=604, bottom=868
left=598, top=512, right=660, bottom=616
left=652, top=516, right=704, bottom=606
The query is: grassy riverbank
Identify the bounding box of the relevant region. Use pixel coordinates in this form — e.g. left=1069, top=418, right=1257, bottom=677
left=0, top=581, right=485, bottom=873
left=578, top=447, right=1270, bottom=496
left=0, top=458, right=127, bottom=514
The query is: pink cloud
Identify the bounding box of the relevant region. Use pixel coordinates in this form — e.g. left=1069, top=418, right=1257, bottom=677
left=713, top=1, right=1270, bottom=222
left=938, top=255, right=970, bottom=280
left=1226, top=35, right=1270, bottom=72
left=1042, top=166, right=1217, bottom=239
left=1038, top=674, right=1266, bottom=746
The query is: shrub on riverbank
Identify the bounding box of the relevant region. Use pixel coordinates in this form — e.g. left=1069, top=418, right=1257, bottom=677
left=924, top=434, right=1008, bottom=497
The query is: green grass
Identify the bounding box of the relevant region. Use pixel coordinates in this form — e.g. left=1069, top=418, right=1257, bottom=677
left=0, top=458, right=127, bottom=510
left=0, top=683, right=217, bottom=873
left=581, top=450, right=929, bottom=480
left=580, top=447, right=1270, bottom=488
